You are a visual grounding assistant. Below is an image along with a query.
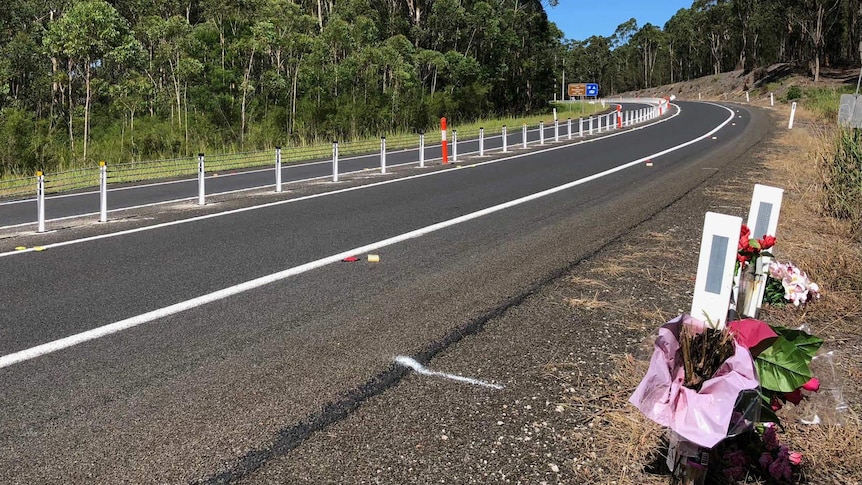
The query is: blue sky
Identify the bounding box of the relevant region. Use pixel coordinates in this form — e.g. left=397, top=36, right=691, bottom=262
left=545, top=0, right=693, bottom=41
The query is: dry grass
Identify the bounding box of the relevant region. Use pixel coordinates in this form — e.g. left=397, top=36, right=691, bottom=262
left=559, top=354, right=666, bottom=484
left=589, top=261, right=632, bottom=277
left=568, top=276, right=612, bottom=290
left=561, top=106, right=862, bottom=483
left=565, top=294, right=613, bottom=311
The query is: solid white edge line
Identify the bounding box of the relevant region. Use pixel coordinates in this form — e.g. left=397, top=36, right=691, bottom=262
left=0, top=103, right=733, bottom=368
left=0, top=104, right=683, bottom=252
left=0, top=102, right=665, bottom=222
left=0, top=125, right=543, bottom=208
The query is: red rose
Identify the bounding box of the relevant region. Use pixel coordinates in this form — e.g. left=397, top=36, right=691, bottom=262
left=802, top=377, right=820, bottom=392
left=770, top=396, right=783, bottom=411
left=784, top=388, right=803, bottom=405
left=759, top=235, right=776, bottom=250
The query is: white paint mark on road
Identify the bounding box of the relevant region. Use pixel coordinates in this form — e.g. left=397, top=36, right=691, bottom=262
left=395, top=356, right=503, bottom=390
left=0, top=103, right=734, bottom=368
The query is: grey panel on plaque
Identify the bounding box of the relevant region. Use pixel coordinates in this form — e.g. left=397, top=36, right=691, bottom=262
left=705, top=235, right=729, bottom=294
left=754, top=202, right=773, bottom=240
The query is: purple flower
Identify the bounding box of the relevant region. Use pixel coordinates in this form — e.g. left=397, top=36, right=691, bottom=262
left=769, top=450, right=792, bottom=481
left=762, top=425, right=779, bottom=450
left=759, top=452, right=774, bottom=469
left=723, top=465, right=747, bottom=480
left=725, top=449, right=749, bottom=468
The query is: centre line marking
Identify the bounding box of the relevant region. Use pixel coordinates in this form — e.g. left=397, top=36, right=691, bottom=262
left=0, top=104, right=733, bottom=368
left=1, top=104, right=686, bottom=258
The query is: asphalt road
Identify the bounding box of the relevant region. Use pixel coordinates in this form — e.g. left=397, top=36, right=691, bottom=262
left=0, top=106, right=631, bottom=228
left=0, top=101, right=764, bottom=483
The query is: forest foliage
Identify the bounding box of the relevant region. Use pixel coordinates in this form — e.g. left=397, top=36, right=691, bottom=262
left=0, top=0, right=860, bottom=174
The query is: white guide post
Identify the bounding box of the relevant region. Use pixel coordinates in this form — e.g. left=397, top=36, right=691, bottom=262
left=419, top=132, right=425, bottom=167
left=539, top=122, right=545, bottom=145
left=275, top=147, right=282, bottom=192
left=554, top=120, right=559, bottom=141
left=746, top=91, right=750, bottom=103
left=589, top=117, right=594, bottom=135
left=770, top=93, right=775, bottom=106
left=99, top=161, right=107, bottom=222
left=36, top=171, right=45, bottom=233
left=380, top=137, right=387, bottom=174
left=788, top=102, right=798, bottom=129
left=332, top=142, right=339, bottom=182
left=522, top=124, right=527, bottom=149
left=502, top=125, right=508, bottom=153
left=453, top=130, right=458, bottom=162
left=479, top=128, right=485, bottom=156
left=579, top=118, right=584, bottom=137
left=197, top=153, right=205, bottom=205
left=567, top=118, right=572, bottom=139
left=690, top=212, right=743, bottom=328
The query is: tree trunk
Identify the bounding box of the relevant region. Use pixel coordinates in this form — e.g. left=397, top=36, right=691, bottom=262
left=241, top=46, right=256, bottom=146
left=84, top=62, right=91, bottom=160
left=68, top=59, right=74, bottom=152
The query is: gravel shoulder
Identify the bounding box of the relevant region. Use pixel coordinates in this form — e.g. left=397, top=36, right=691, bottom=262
left=224, top=106, right=807, bottom=484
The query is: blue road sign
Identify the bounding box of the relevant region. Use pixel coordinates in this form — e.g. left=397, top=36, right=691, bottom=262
left=586, top=83, right=599, bottom=97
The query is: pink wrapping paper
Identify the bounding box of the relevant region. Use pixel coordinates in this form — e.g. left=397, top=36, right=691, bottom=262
left=629, top=315, right=760, bottom=448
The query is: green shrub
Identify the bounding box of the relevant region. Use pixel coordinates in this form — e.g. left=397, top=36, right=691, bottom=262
left=785, top=85, right=802, bottom=101
left=823, top=129, right=862, bottom=239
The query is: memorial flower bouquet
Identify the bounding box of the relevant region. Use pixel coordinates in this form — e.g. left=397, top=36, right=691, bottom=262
left=763, top=261, right=821, bottom=308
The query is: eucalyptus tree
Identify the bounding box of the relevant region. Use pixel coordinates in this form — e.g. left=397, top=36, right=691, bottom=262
left=631, top=23, right=666, bottom=88
left=788, top=0, right=843, bottom=82
left=43, top=0, right=141, bottom=160
left=693, top=0, right=733, bottom=76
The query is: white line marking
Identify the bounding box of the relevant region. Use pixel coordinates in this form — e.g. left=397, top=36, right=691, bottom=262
left=0, top=104, right=732, bottom=368
left=0, top=105, right=671, bottom=228
left=1, top=105, right=685, bottom=250
left=0, top=127, right=534, bottom=208
left=395, top=356, right=503, bottom=389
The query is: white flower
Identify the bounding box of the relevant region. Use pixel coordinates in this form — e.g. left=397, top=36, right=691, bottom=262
left=771, top=261, right=820, bottom=306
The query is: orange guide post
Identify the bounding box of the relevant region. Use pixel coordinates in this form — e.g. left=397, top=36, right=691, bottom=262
left=441, top=117, right=448, bottom=164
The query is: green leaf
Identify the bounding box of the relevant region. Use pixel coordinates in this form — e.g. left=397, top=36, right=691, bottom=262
left=770, top=326, right=824, bottom=360
left=755, top=336, right=813, bottom=392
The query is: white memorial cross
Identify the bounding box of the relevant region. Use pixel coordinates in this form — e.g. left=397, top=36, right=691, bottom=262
left=739, top=184, right=784, bottom=318
left=668, top=211, right=743, bottom=475
left=690, top=212, right=743, bottom=329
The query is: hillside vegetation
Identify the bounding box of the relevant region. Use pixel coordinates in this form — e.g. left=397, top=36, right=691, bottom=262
left=0, top=0, right=860, bottom=174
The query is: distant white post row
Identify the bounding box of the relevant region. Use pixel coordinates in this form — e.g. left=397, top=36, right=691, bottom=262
left=32, top=99, right=673, bottom=232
